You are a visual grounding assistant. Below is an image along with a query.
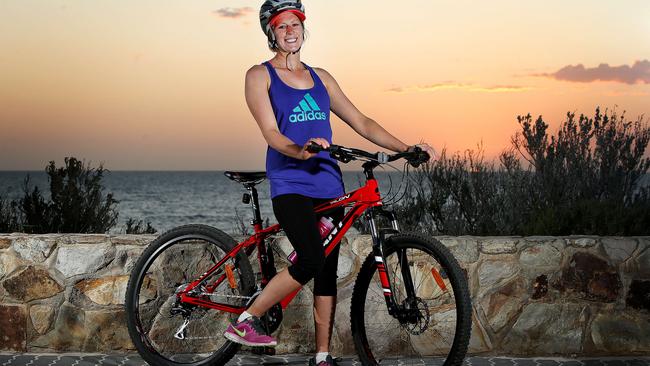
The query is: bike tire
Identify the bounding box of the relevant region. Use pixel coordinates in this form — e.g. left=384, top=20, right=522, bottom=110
left=350, top=233, right=472, bottom=366
left=125, top=224, right=255, bottom=366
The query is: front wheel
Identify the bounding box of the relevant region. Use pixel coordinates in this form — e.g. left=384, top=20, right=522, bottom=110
left=350, top=233, right=472, bottom=366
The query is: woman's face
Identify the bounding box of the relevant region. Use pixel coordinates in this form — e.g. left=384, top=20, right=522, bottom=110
left=271, top=12, right=304, bottom=53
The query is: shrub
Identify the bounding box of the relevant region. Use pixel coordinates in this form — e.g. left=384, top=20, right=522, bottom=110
left=0, top=194, right=20, bottom=233
left=3, top=157, right=120, bottom=233
left=386, top=108, right=650, bottom=236
left=125, top=218, right=157, bottom=234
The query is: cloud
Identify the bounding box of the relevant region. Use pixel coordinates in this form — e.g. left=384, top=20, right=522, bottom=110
left=212, top=7, right=254, bottom=19
left=387, top=82, right=532, bottom=94
left=603, top=90, right=650, bottom=97
left=540, top=60, right=650, bottom=84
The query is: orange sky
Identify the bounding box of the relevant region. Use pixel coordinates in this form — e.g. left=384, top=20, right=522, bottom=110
left=1, top=0, right=649, bottom=170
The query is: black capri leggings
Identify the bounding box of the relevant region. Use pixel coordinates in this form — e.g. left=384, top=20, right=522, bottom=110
left=272, top=193, right=345, bottom=296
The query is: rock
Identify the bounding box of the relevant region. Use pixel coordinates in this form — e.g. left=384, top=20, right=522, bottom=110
left=467, top=311, right=492, bottom=353
left=54, top=244, right=115, bottom=278
left=531, top=275, right=548, bottom=300
left=479, top=238, right=518, bottom=254
left=591, top=312, right=650, bottom=353
left=12, top=236, right=57, bottom=262
left=477, top=258, right=519, bottom=291
left=0, top=237, right=12, bottom=249
left=30, top=304, right=55, bottom=334
left=626, top=280, right=650, bottom=311
left=336, top=242, right=358, bottom=287
left=520, top=243, right=562, bottom=271
left=553, top=252, right=621, bottom=302
left=602, top=237, right=637, bottom=265
left=274, top=289, right=314, bottom=354
left=349, top=236, right=373, bottom=260
left=83, top=310, right=132, bottom=351
left=332, top=297, right=355, bottom=355
left=567, top=237, right=597, bottom=248
left=412, top=307, right=474, bottom=355
left=0, top=304, right=27, bottom=351
left=623, top=247, right=650, bottom=277
left=3, top=266, right=63, bottom=302
left=110, top=235, right=154, bottom=246
left=60, top=234, right=110, bottom=245
left=503, top=303, right=587, bottom=354
left=481, top=279, right=526, bottom=333
left=110, top=246, right=145, bottom=274
left=74, top=276, right=129, bottom=305
left=0, top=251, right=23, bottom=280
left=440, top=237, right=479, bottom=264
left=31, top=302, right=86, bottom=351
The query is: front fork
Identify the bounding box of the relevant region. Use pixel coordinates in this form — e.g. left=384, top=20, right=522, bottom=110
left=366, top=208, right=416, bottom=318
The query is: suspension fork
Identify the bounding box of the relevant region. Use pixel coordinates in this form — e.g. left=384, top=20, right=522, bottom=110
left=367, top=207, right=416, bottom=316
left=365, top=207, right=398, bottom=316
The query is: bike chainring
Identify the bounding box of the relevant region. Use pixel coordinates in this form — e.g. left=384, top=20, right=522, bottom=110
left=261, top=303, right=283, bottom=334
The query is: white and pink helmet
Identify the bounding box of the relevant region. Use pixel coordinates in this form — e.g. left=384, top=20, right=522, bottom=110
left=259, top=0, right=306, bottom=49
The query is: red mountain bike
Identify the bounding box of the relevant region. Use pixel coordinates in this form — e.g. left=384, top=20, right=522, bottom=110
left=125, top=144, right=472, bottom=366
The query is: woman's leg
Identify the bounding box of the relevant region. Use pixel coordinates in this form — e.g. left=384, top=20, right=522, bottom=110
left=311, top=199, right=344, bottom=355
left=248, top=193, right=325, bottom=316
left=246, top=269, right=300, bottom=316
left=314, top=294, right=337, bottom=352
left=225, top=194, right=325, bottom=346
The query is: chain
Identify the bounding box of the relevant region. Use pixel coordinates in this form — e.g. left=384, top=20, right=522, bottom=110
left=195, top=292, right=252, bottom=300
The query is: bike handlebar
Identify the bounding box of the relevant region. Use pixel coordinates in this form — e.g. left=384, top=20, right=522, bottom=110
left=307, top=143, right=430, bottom=168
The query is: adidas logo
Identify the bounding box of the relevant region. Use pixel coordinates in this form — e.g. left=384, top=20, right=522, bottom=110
left=289, top=93, right=327, bottom=123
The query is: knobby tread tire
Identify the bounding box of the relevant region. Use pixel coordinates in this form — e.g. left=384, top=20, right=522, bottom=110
left=350, top=232, right=472, bottom=366
left=125, top=224, right=255, bottom=366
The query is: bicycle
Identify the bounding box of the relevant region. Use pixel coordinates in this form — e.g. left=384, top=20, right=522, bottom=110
left=125, top=144, right=472, bottom=366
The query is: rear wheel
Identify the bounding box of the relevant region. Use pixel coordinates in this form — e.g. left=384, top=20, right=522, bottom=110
left=350, top=233, right=472, bottom=366
left=125, top=224, right=255, bottom=366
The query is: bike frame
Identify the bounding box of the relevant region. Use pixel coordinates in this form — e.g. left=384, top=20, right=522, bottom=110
left=178, top=163, right=409, bottom=317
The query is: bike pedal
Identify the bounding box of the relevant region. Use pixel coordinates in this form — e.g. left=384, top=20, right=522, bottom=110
left=263, top=346, right=276, bottom=355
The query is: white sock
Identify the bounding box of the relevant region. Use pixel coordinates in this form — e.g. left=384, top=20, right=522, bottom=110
left=315, top=352, right=329, bottom=364
left=237, top=311, right=253, bottom=323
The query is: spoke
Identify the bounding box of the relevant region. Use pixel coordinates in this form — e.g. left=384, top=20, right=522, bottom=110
left=363, top=244, right=462, bottom=363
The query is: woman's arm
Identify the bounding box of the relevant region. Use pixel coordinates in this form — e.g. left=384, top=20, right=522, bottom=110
left=316, top=68, right=436, bottom=159
left=245, top=65, right=328, bottom=160
left=315, top=68, right=410, bottom=152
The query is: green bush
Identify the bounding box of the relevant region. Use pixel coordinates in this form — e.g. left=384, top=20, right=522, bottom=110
left=387, top=108, right=650, bottom=236
left=0, top=194, right=20, bottom=232
left=1, top=157, right=119, bottom=233
left=125, top=218, right=157, bottom=234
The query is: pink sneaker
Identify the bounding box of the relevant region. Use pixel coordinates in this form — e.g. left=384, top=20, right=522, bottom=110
left=223, top=316, right=277, bottom=347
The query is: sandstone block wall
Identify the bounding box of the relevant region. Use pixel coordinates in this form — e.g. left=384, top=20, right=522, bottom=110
left=0, top=234, right=648, bottom=356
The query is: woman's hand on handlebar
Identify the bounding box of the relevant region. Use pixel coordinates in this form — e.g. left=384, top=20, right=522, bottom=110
left=408, top=143, right=437, bottom=163
left=301, top=138, right=330, bottom=160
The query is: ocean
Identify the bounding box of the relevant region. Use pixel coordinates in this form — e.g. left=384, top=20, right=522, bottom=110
left=0, top=171, right=405, bottom=235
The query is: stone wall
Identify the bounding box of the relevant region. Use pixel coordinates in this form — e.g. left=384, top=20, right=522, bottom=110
left=0, top=234, right=648, bottom=356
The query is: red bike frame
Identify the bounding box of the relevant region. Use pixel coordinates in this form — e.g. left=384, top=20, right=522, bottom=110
left=177, top=176, right=396, bottom=314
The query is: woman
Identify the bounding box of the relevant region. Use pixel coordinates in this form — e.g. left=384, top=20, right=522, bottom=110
left=223, top=1, right=435, bottom=365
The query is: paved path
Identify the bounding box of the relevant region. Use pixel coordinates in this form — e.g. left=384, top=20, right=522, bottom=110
left=0, top=354, right=648, bottom=366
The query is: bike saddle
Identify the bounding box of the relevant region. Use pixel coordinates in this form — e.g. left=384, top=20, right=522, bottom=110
left=224, top=171, right=266, bottom=185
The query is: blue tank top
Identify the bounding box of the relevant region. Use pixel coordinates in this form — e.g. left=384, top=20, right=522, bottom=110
left=263, top=61, right=345, bottom=199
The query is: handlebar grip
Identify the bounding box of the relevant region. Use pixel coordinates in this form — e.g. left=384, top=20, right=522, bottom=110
left=408, top=146, right=430, bottom=167
left=306, top=142, right=325, bottom=153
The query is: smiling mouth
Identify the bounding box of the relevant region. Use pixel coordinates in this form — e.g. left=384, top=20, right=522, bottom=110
left=286, top=38, right=298, bottom=44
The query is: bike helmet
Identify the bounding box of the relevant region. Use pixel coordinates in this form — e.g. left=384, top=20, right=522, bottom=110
left=259, top=0, right=306, bottom=49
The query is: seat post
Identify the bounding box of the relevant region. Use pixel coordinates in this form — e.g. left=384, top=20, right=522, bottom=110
left=246, top=184, right=263, bottom=226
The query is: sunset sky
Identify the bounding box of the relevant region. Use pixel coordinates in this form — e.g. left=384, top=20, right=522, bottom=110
left=1, top=0, right=649, bottom=170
